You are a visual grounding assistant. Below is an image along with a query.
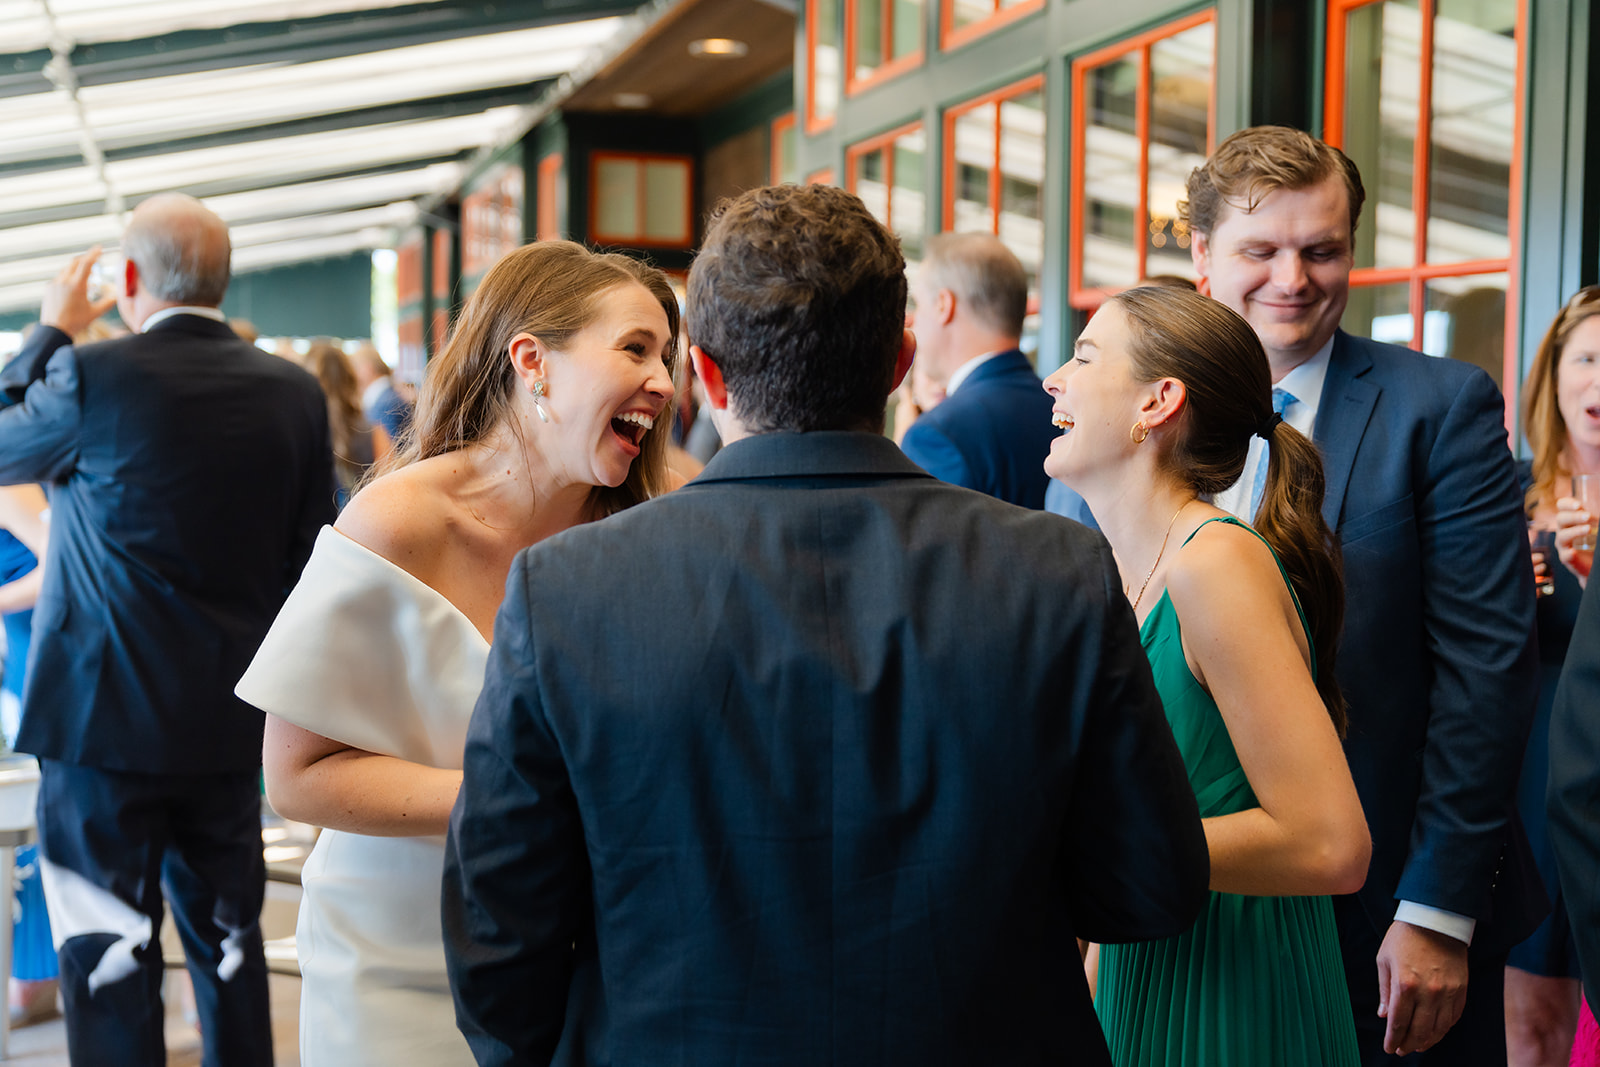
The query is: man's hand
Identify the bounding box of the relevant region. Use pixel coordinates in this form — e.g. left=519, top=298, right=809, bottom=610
left=1375, top=919, right=1469, bottom=1055
left=40, top=247, right=118, bottom=339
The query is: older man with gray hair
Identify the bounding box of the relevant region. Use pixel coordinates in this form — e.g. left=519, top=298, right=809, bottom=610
left=0, top=193, right=335, bottom=1064
left=899, top=232, right=1056, bottom=508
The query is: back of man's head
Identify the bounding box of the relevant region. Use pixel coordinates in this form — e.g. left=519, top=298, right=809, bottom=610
left=122, top=193, right=232, bottom=307
left=1180, top=126, right=1366, bottom=239
left=687, top=184, right=906, bottom=434
left=920, top=232, right=1028, bottom=340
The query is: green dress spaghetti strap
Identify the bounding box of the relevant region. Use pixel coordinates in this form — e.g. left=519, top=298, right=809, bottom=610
left=1095, top=517, right=1359, bottom=1067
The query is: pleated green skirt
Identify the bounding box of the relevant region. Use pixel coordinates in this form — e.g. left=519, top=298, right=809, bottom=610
left=1095, top=889, right=1359, bottom=1067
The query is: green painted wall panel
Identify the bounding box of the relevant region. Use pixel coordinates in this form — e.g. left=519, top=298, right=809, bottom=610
left=220, top=254, right=373, bottom=339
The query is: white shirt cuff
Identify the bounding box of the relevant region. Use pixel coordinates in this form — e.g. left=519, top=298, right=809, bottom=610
left=1393, top=901, right=1476, bottom=946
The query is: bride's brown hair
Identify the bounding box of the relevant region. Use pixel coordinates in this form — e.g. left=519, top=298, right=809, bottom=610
left=370, top=241, right=679, bottom=516
left=1114, top=285, right=1347, bottom=735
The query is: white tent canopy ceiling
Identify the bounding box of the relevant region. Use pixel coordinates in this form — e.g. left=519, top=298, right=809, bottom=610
left=0, top=0, right=657, bottom=316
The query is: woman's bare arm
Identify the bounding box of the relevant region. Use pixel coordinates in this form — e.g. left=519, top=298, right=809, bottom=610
left=1169, top=527, right=1372, bottom=897
left=0, top=568, right=44, bottom=615
left=262, top=714, right=461, bottom=836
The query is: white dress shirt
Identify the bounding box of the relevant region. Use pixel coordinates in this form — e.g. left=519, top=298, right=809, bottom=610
left=139, top=305, right=227, bottom=332
left=944, top=349, right=1009, bottom=396
left=1216, top=332, right=1475, bottom=947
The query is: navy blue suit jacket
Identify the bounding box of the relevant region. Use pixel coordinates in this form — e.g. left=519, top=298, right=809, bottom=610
left=0, top=319, right=335, bottom=774
left=1315, top=330, right=1541, bottom=952
left=443, top=431, right=1210, bottom=1067
left=899, top=348, right=1056, bottom=508
left=1548, top=568, right=1600, bottom=1006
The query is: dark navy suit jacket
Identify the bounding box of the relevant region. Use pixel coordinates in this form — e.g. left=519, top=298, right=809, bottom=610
left=0, top=318, right=335, bottom=774
left=1316, top=331, right=1542, bottom=954
left=1548, top=571, right=1600, bottom=1006
left=443, top=431, right=1210, bottom=1067
left=899, top=348, right=1056, bottom=508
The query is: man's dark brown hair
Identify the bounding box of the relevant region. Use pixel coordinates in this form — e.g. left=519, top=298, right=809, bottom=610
left=687, top=184, right=907, bottom=433
left=1180, top=126, right=1367, bottom=238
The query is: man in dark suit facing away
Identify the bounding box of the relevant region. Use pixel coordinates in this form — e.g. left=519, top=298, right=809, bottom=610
left=1186, top=127, right=1542, bottom=1064
left=0, top=194, right=335, bottom=1064
left=898, top=232, right=1057, bottom=507
left=442, top=183, right=1211, bottom=1067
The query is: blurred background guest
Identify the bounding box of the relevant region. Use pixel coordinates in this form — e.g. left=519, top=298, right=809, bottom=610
left=1508, top=286, right=1600, bottom=1066
left=350, top=342, right=412, bottom=447
left=0, top=484, right=56, bottom=1026
left=899, top=232, right=1055, bottom=508
left=301, top=340, right=389, bottom=506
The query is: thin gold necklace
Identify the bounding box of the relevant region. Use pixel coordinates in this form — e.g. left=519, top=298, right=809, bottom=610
left=1129, top=501, right=1191, bottom=613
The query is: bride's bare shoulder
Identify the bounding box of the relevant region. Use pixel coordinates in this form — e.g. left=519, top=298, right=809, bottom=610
left=334, top=456, right=469, bottom=579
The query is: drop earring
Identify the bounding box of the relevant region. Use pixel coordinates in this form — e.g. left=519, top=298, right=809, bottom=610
left=531, top=379, right=550, bottom=423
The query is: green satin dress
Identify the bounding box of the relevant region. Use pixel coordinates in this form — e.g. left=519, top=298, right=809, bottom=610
left=1095, top=518, right=1359, bottom=1067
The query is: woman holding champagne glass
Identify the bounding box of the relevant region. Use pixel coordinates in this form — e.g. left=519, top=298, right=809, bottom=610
left=1509, top=285, right=1600, bottom=1065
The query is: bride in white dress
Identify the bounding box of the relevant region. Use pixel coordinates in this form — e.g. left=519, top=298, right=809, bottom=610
left=235, top=241, right=679, bottom=1067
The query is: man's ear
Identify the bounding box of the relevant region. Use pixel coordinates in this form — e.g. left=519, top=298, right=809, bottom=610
left=690, top=345, right=729, bottom=411
left=891, top=329, right=916, bottom=392
left=508, top=332, right=547, bottom=392
left=1190, top=230, right=1211, bottom=288
left=123, top=258, right=139, bottom=300
left=1142, top=377, right=1187, bottom=430
left=932, top=288, right=956, bottom=327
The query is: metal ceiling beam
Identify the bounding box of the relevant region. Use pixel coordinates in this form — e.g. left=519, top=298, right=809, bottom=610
left=0, top=153, right=472, bottom=232
left=0, top=0, right=638, bottom=100
left=0, top=82, right=556, bottom=174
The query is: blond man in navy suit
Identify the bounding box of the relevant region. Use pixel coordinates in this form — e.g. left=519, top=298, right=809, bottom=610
left=1187, top=126, right=1542, bottom=1064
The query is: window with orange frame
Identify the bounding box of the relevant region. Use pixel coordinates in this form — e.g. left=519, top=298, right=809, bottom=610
left=846, top=0, right=924, bottom=95
left=1068, top=9, right=1216, bottom=309
left=1326, top=0, right=1524, bottom=408
left=806, top=0, right=843, bottom=132
left=588, top=151, right=694, bottom=249
left=771, top=114, right=798, bottom=184
left=941, top=0, right=1043, bottom=52
left=846, top=121, right=927, bottom=267
left=943, top=74, right=1045, bottom=310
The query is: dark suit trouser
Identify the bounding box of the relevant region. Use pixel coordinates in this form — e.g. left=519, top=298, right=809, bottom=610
left=36, top=760, right=272, bottom=1067
left=1335, top=894, right=1509, bottom=1066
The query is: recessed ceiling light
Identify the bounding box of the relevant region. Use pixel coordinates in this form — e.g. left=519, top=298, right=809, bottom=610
left=689, top=38, right=749, bottom=58
left=612, top=92, right=653, bottom=109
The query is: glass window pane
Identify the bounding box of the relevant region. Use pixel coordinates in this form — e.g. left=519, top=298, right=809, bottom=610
left=1343, top=281, right=1414, bottom=346
left=595, top=158, right=638, bottom=238
left=1148, top=22, right=1212, bottom=281
left=813, top=0, right=841, bottom=123
left=1426, top=271, right=1507, bottom=389
left=1426, top=0, right=1515, bottom=264
left=1343, top=0, right=1419, bottom=270
left=892, top=129, right=927, bottom=262
left=643, top=160, right=689, bottom=242
left=950, top=0, right=991, bottom=32
left=855, top=0, right=884, bottom=79
left=999, top=89, right=1045, bottom=283
left=854, top=147, right=890, bottom=225
left=1082, top=56, right=1140, bottom=291
left=951, top=103, right=995, bottom=233
left=893, top=0, right=922, bottom=61
left=775, top=121, right=798, bottom=184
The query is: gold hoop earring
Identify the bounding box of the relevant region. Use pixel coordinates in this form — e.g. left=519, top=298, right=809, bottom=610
left=1130, top=421, right=1149, bottom=444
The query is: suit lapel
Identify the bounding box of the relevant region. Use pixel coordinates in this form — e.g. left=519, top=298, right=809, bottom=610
left=1313, top=331, right=1380, bottom=531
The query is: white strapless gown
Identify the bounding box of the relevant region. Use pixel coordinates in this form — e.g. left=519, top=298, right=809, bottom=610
left=237, top=527, right=488, bottom=1067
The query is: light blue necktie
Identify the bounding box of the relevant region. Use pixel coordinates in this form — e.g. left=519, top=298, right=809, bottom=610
left=1249, top=387, right=1295, bottom=520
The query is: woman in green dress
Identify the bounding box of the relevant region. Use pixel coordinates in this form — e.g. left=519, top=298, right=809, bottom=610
left=1042, top=285, right=1371, bottom=1066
